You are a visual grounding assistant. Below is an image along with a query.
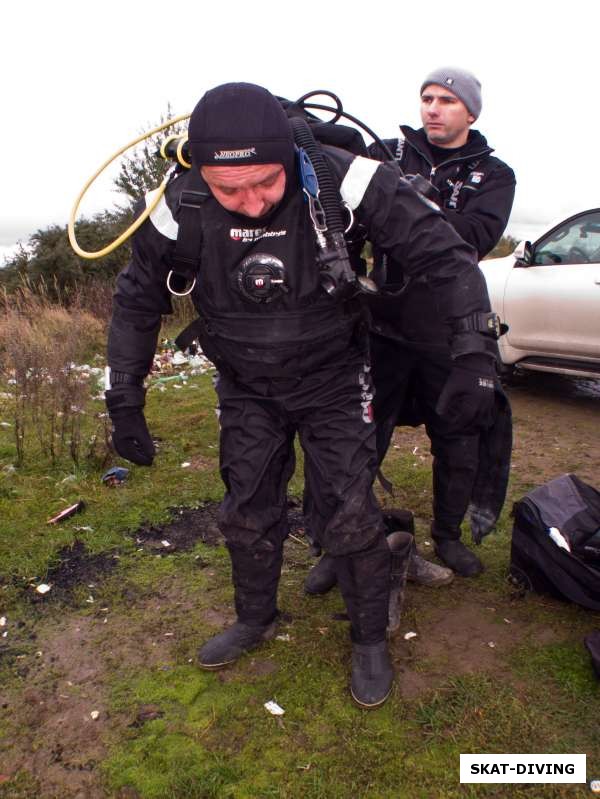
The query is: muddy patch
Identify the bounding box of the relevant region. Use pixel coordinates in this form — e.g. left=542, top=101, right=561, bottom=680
left=393, top=600, right=559, bottom=699
left=133, top=496, right=307, bottom=554
left=1, top=581, right=222, bottom=799
left=134, top=503, right=223, bottom=551
left=12, top=539, right=121, bottom=608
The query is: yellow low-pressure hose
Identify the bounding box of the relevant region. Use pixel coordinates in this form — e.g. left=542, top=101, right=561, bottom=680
left=68, top=113, right=190, bottom=259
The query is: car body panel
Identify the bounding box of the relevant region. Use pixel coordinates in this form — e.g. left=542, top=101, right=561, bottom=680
left=479, top=208, right=600, bottom=378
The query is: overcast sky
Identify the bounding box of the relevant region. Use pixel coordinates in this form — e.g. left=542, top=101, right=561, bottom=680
left=2, top=0, right=598, bottom=263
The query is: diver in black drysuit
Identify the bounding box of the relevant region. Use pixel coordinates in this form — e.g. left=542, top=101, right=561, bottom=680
left=104, top=82, right=497, bottom=708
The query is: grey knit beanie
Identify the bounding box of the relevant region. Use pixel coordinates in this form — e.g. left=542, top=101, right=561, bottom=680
left=420, top=67, right=482, bottom=119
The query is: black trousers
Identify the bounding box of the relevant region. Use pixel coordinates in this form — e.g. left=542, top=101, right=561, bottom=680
left=215, top=360, right=390, bottom=644
left=371, top=335, right=480, bottom=540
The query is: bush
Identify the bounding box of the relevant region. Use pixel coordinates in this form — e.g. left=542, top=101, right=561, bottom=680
left=0, top=289, right=108, bottom=466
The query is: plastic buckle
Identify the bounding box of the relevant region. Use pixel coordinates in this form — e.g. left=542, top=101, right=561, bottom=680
left=297, top=148, right=319, bottom=198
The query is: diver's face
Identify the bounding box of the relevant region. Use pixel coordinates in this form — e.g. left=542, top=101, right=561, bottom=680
left=201, top=163, right=286, bottom=217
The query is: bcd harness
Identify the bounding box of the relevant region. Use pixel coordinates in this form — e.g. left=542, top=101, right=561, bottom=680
left=171, top=116, right=377, bottom=354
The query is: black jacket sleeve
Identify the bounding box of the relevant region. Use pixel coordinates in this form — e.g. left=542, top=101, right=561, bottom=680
left=444, top=161, right=516, bottom=258
left=367, top=139, right=516, bottom=259
left=107, top=208, right=174, bottom=376
left=331, top=151, right=494, bottom=357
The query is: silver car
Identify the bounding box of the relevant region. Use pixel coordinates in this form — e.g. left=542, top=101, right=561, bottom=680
left=479, top=209, right=600, bottom=379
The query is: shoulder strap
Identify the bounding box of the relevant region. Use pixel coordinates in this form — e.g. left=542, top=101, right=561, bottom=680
left=167, top=173, right=210, bottom=296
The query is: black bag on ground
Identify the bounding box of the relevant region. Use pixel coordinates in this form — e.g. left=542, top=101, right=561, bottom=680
left=509, top=474, right=600, bottom=610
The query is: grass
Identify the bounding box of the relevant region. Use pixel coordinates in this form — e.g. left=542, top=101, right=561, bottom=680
left=0, top=358, right=599, bottom=798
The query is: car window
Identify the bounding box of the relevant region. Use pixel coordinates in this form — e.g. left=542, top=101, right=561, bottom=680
left=533, top=212, right=600, bottom=265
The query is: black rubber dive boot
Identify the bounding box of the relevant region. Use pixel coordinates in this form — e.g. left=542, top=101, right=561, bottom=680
left=350, top=640, right=393, bottom=709
left=336, top=534, right=394, bottom=708
left=197, top=618, right=279, bottom=669
left=434, top=538, right=484, bottom=577
left=304, top=554, right=337, bottom=595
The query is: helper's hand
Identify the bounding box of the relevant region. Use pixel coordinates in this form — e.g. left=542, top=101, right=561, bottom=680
left=105, top=385, right=155, bottom=466
left=435, top=354, right=497, bottom=432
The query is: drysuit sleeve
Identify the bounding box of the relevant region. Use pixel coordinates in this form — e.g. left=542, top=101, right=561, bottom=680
left=444, top=162, right=516, bottom=258
left=107, top=211, right=174, bottom=376
left=337, top=155, right=495, bottom=358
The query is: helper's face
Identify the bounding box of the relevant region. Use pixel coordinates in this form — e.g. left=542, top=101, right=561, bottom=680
left=420, top=84, right=475, bottom=148
left=201, top=163, right=286, bottom=218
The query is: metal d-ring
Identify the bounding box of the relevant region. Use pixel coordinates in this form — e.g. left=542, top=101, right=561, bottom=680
left=167, top=270, right=196, bottom=296
left=343, top=202, right=355, bottom=234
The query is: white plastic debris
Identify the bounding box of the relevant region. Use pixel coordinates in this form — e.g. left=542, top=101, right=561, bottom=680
left=503, top=618, right=512, bottom=624
left=161, top=540, right=171, bottom=548
left=0, top=617, right=6, bottom=627
left=181, top=462, right=191, bottom=468
left=404, top=631, right=418, bottom=640
left=264, top=700, right=285, bottom=716
left=412, top=446, right=419, bottom=455
left=90, top=710, right=100, bottom=720
left=172, top=351, right=188, bottom=366
left=35, top=584, right=51, bottom=595
left=276, top=634, right=291, bottom=642
left=85, top=596, right=94, bottom=604
left=487, top=641, right=496, bottom=648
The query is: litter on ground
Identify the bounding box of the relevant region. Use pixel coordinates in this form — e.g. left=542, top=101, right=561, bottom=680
left=47, top=500, right=85, bottom=525
left=264, top=700, right=285, bottom=716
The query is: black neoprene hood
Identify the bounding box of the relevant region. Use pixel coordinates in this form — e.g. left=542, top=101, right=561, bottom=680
left=188, top=82, right=295, bottom=172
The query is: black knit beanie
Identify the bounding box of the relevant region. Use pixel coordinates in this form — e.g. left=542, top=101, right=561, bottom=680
left=188, top=83, right=295, bottom=173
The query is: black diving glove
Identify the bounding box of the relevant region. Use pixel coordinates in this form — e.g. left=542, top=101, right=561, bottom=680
left=105, top=384, right=155, bottom=466
left=436, top=353, right=497, bottom=432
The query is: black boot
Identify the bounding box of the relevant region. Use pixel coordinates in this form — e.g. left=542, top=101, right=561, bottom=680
left=350, top=641, right=393, bottom=708
left=197, top=618, right=279, bottom=669
left=434, top=538, right=483, bottom=577
left=337, top=535, right=393, bottom=707
left=304, top=554, right=337, bottom=595
left=198, top=540, right=283, bottom=668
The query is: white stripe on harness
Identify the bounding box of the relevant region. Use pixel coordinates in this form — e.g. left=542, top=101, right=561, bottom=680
left=146, top=189, right=179, bottom=240
left=339, top=157, right=380, bottom=210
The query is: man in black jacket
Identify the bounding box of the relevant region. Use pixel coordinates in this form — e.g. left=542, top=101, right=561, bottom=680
left=367, top=67, right=516, bottom=577
left=104, top=82, right=499, bottom=708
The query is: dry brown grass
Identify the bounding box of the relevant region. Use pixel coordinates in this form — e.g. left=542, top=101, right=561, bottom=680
left=0, top=288, right=108, bottom=465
